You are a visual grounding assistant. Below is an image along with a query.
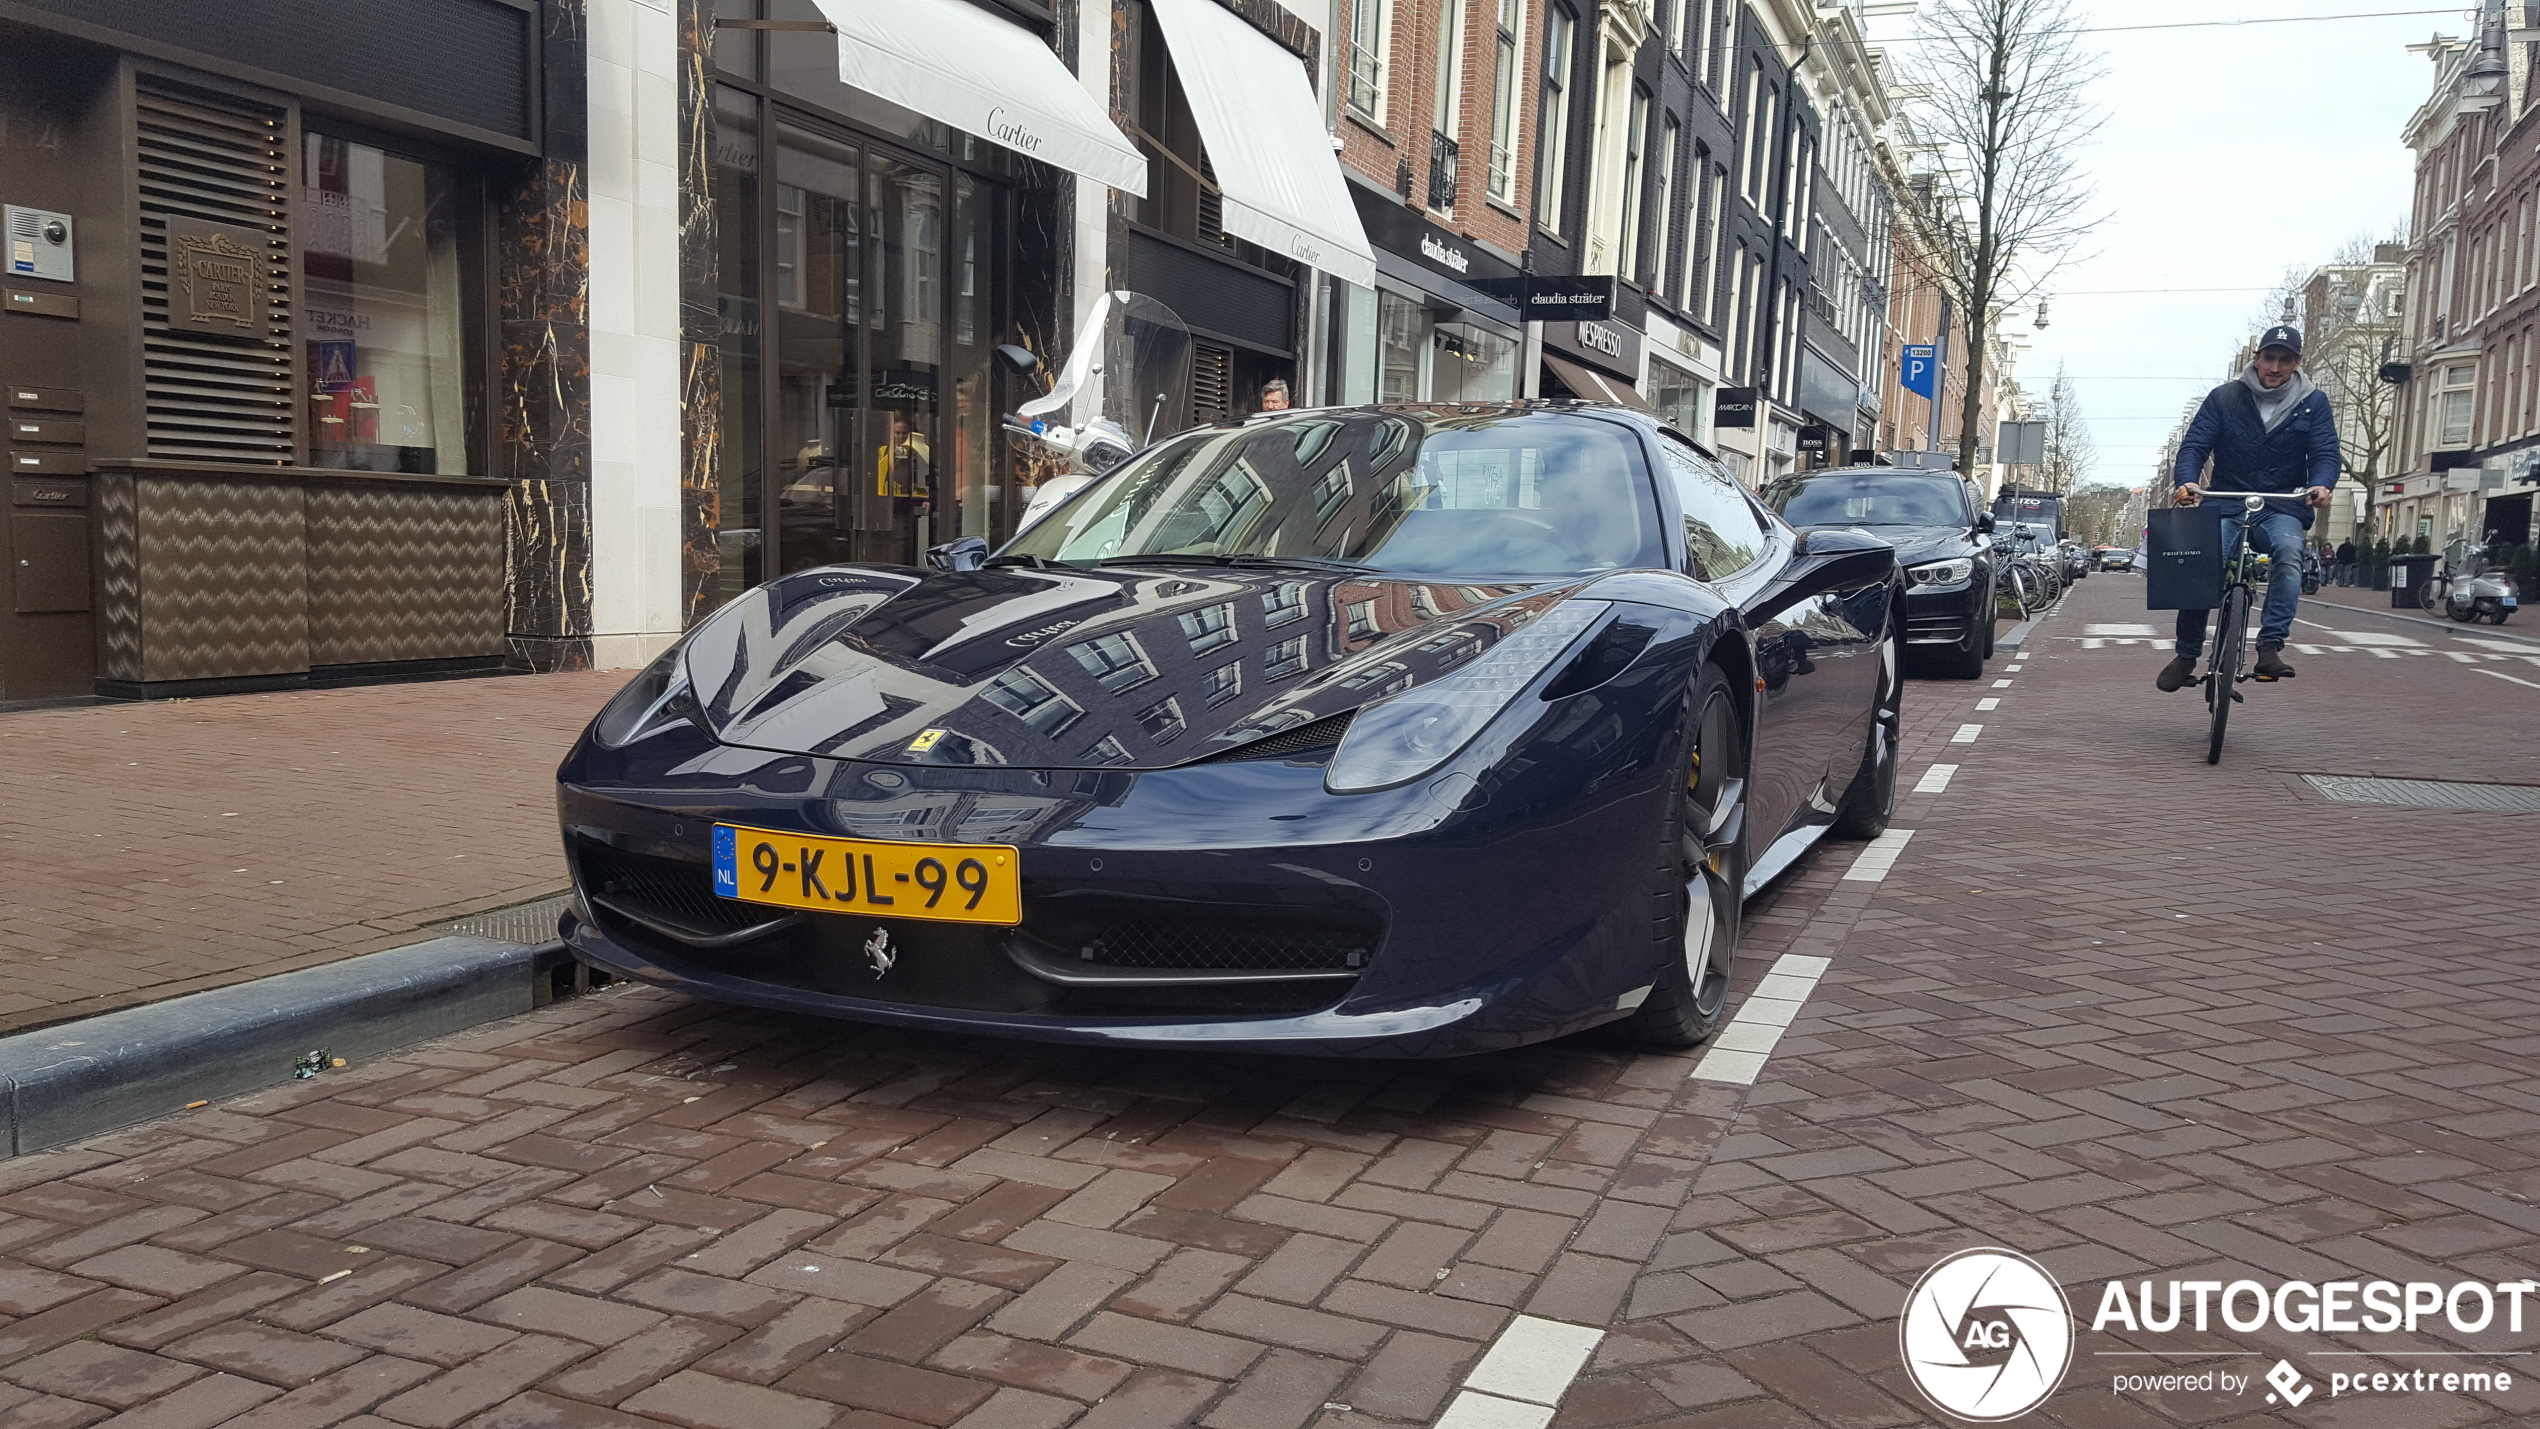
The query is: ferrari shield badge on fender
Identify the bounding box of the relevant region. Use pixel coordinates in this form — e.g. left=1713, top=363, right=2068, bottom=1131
left=864, top=927, right=896, bottom=978
left=905, top=728, right=948, bottom=754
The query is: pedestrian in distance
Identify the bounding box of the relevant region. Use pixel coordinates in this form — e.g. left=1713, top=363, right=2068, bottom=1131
left=2156, top=324, right=2340, bottom=690
left=2336, top=535, right=2357, bottom=586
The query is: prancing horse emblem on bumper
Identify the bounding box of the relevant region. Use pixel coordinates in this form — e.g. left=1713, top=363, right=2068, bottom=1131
left=864, top=927, right=895, bottom=979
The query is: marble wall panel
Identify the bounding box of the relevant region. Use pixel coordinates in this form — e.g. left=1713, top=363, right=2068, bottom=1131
left=677, top=0, right=721, bottom=626
left=497, top=0, right=595, bottom=668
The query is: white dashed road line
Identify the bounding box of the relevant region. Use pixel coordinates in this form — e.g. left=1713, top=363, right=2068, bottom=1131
left=1952, top=723, right=1983, bottom=743
left=1913, top=763, right=1957, bottom=794
left=2476, top=669, right=2540, bottom=691
left=1690, top=954, right=1832, bottom=1086
left=1975, top=697, right=2000, bottom=710
left=1435, top=1316, right=1606, bottom=1429
left=1992, top=678, right=2014, bottom=688
left=1840, top=828, right=1915, bottom=883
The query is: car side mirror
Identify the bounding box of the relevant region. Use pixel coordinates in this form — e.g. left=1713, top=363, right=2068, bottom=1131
left=1975, top=512, right=1996, bottom=533
left=927, top=536, right=989, bottom=572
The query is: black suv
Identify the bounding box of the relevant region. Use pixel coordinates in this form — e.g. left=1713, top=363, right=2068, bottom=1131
left=1761, top=466, right=1996, bottom=678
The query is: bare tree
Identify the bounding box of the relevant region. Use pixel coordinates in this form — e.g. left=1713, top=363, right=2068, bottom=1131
left=2039, top=362, right=2093, bottom=494
left=2063, top=482, right=2136, bottom=548
left=1903, top=0, right=2105, bottom=476
left=2303, top=235, right=2403, bottom=507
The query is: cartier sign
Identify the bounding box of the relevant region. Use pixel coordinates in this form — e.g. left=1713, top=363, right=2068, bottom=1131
left=168, top=217, right=269, bottom=334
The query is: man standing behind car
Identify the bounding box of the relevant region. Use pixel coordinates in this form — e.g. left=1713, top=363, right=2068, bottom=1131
left=2157, top=324, right=2340, bottom=688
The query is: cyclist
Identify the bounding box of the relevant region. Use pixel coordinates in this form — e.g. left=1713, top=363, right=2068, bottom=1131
left=2156, top=324, right=2340, bottom=689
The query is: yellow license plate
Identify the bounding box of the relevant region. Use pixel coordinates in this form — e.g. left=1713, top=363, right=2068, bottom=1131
left=712, top=824, right=1021, bottom=925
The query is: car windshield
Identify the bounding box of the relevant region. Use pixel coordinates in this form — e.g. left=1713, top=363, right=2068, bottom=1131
left=1001, top=410, right=1666, bottom=577
left=1761, top=472, right=1965, bottom=527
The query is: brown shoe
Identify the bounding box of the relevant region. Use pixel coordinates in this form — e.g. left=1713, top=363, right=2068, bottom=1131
left=2156, top=656, right=2197, bottom=692
left=2253, top=644, right=2293, bottom=680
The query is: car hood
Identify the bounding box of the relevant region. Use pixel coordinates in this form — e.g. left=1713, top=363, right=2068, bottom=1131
left=1794, top=523, right=1973, bottom=567
left=678, top=563, right=1576, bottom=769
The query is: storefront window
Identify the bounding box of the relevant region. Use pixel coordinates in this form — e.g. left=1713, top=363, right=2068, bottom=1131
left=1378, top=290, right=1426, bottom=404
left=713, top=87, right=765, bottom=608
left=1431, top=322, right=1515, bottom=403
left=302, top=134, right=468, bottom=473
left=1648, top=355, right=1711, bottom=445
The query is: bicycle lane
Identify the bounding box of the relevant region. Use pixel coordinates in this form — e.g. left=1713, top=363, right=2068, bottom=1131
left=1559, top=573, right=2540, bottom=1427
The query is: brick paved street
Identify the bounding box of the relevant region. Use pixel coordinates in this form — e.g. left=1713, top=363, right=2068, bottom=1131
left=2, top=573, right=2539, bottom=1428
left=0, top=673, right=620, bottom=1032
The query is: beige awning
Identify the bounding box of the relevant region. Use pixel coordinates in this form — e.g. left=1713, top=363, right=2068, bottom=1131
left=1544, top=353, right=1651, bottom=411
left=815, top=0, right=1146, bottom=196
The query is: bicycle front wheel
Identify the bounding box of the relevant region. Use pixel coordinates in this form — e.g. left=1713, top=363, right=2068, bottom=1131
left=2206, top=586, right=2249, bottom=765
left=2419, top=577, right=2447, bottom=613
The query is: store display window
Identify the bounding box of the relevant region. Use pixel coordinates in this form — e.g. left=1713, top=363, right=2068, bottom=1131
left=302, top=132, right=471, bottom=473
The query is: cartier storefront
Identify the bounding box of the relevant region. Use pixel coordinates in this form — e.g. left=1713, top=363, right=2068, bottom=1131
left=0, top=1, right=554, bottom=703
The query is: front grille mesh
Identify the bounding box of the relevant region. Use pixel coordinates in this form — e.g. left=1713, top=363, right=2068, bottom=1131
left=1079, top=920, right=1371, bottom=972
left=1203, top=710, right=1356, bottom=763
left=576, top=841, right=772, bottom=934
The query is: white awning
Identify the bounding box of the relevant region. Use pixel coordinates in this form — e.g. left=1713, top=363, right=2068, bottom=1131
left=1146, top=0, right=1377, bottom=289
left=816, top=0, right=1146, bottom=197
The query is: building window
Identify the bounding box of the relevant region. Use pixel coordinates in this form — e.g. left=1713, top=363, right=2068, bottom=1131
left=1346, top=0, right=1389, bottom=122
left=1347, top=599, right=1380, bottom=639
left=982, top=668, right=1083, bottom=737
left=1432, top=0, right=1466, bottom=210
left=1202, top=661, right=1244, bottom=707
left=1693, top=157, right=1722, bottom=324
left=1263, top=581, right=1310, bottom=626
left=1488, top=0, right=1523, bottom=202
left=1536, top=5, right=1575, bottom=233
left=1135, top=695, right=1188, bottom=743
left=1068, top=632, right=1158, bottom=694
left=302, top=133, right=471, bottom=474
left=1654, top=115, right=1679, bottom=296
left=1264, top=634, right=1309, bottom=679
left=2439, top=363, right=2475, bottom=446
left=1649, top=353, right=1711, bottom=446
left=1431, top=322, right=1518, bottom=402
left=1618, top=86, right=1650, bottom=281
left=1178, top=601, right=1238, bottom=654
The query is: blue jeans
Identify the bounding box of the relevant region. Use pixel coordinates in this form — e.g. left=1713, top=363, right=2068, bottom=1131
left=2175, top=507, right=2306, bottom=658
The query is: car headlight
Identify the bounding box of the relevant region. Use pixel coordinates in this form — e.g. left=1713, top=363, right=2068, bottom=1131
left=1326, top=602, right=1610, bottom=794
left=1907, top=557, right=1974, bottom=586
left=591, top=644, right=702, bottom=748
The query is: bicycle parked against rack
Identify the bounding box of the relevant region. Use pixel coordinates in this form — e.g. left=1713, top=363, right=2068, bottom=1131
left=2195, top=491, right=2315, bottom=765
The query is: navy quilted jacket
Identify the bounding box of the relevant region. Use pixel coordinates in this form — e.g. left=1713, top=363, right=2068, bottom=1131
left=2172, top=380, right=2341, bottom=527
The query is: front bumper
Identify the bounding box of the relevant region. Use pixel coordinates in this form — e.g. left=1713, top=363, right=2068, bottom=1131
left=1903, top=578, right=1987, bottom=646
left=555, top=679, right=1683, bottom=1057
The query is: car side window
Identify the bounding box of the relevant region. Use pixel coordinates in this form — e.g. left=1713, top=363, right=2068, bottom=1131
left=1657, top=439, right=1768, bottom=581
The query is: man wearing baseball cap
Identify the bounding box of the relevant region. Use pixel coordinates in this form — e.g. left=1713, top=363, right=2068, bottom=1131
left=2155, top=324, right=2341, bottom=689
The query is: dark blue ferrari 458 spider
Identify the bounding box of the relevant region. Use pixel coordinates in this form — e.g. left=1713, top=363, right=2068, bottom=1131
left=556, top=404, right=1902, bottom=1056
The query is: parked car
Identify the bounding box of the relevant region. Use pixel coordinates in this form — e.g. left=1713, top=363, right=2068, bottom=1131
left=2094, top=546, right=2135, bottom=571
left=1763, top=465, right=1994, bottom=679
left=556, top=405, right=1904, bottom=1057
left=2058, top=539, right=2090, bottom=581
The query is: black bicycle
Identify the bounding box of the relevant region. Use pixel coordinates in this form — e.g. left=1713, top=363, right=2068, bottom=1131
left=2195, top=490, right=2315, bottom=764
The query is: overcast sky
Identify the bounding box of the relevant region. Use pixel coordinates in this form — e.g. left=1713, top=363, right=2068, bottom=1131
left=1863, top=1, right=2458, bottom=489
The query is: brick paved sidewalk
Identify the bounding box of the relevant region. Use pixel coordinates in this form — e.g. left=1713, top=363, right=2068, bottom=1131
left=0, top=672, right=622, bottom=1032
left=0, top=578, right=2537, bottom=1429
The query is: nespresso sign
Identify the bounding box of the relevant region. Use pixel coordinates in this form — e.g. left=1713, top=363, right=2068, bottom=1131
left=1542, top=317, right=1641, bottom=378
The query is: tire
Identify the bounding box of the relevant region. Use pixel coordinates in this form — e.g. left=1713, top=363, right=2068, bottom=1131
left=1628, top=667, right=1748, bottom=1048
left=2451, top=603, right=2479, bottom=623
left=2494, top=610, right=2513, bottom=625
left=2419, top=579, right=2447, bottom=613
left=1832, top=616, right=1903, bottom=839
left=2205, top=586, right=2248, bottom=766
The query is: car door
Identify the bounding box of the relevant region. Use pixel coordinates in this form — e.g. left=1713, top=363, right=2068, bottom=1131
left=1652, top=438, right=1819, bottom=857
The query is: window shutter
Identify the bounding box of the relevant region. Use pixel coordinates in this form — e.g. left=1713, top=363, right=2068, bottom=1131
left=1193, top=341, right=1233, bottom=423
left=136, top=80, right=296, bottom=465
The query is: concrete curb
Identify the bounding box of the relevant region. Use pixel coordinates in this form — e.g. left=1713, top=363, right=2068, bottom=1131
left=1999, top=617, right=2040, bottom=651
left=0, top=936, right=569, bottom=1158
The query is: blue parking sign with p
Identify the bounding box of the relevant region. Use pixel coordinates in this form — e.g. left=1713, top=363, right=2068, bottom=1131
left=1902, top=344, right=1938, bottom=400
